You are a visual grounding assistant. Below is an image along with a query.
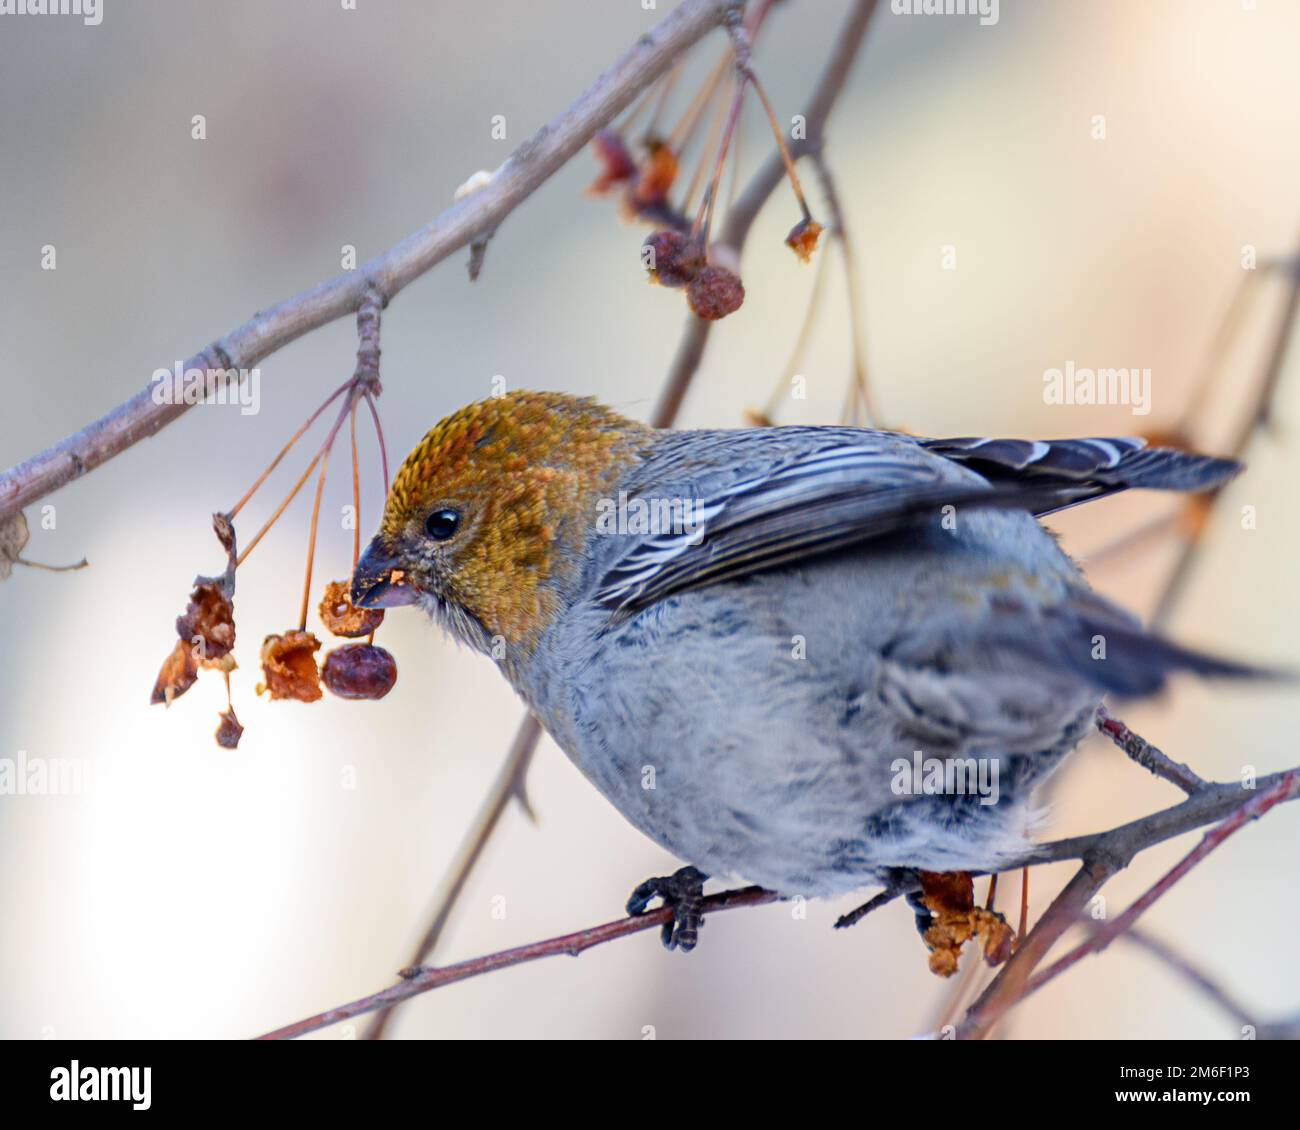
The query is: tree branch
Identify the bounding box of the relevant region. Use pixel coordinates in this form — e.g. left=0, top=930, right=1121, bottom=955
left=257, top=885, right=778, bottom=1041
left=1094, top=704, right=1205, bottom=795
left=956, top=770, right=1300, bottom=1039
left=0, top=0, right=738, bottom=524
left=259, top=760, right=1299, bottom=1039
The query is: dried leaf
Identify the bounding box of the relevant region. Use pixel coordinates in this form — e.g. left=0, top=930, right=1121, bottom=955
left=0, top=512, right=30, bottom=581
left=257, top=630, right=323, bottom=702
left=319, top=579, right=384, bottom=638
left=215, top=708, right=244, bottom=749
left=322, top=643, right=398, bottom=700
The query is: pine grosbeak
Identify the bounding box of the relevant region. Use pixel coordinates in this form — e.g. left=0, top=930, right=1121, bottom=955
left=353, top=391, right=1255, bottom=950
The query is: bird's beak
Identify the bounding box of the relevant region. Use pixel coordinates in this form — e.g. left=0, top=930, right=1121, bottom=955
left=351, top=537, right=420, bottom=609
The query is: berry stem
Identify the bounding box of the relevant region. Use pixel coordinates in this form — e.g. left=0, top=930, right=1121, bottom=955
left=644, top=57, right=684, bottom=141
left=363, top=390, right=390, bottom=493
left=237, top=393, right=353, bottom=568
left=745, top=68, right=813, bottom=223
left=349, top=399, right=361, bottom=570
left=668, top=51, right=729, bottom=154
left=692, top=72, right=745, bottom=245
left=298, top=396, right=352, bottom=632
left=228, top=378, right=352, bottom=520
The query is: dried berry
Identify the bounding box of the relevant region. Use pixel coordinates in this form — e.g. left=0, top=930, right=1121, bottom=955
left=917, top=871, right=1015, bottom=978
left=176, top=580, right=235, bottom=661
left=631, top=139, right=679, bottom=210
left=322, top=643, right=398, bottom=701
left=257, top=629, right=323, bottom=702
left=215, top=707, right=244, bottom=749
left=319, top=579, right=384, bottom=638
left=152, top=639, right=200, bottom=706
left=587, top=129, right=636, bottom=195
left=643, top=229, right=703, bottom=288
left=152, top=513, right=238, bottom=705
left=785, top=218, right=823, bottom=263
left=686, top=265, right=745, bottom=321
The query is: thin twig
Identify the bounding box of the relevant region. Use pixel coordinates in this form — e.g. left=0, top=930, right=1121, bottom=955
left=1094, top=704, right=1206, bottom=795
left=957, top=770, right=1300, bottom=1039
left=360, top=713, right=542, bottom=1040
left=0, top=0, right=739, bottom=524
left=1023, top=771, right=1300, bottom=998
left=1120, top=927, right=1257, bottom=1030
left=259, top=886, right=778, bottom=1040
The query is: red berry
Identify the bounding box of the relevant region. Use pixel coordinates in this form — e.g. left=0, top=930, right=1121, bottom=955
left=687, top=265, right=745, bottom=320
left=322, top=643, right=398, bottom=701
left=643, top=229, right=703, bottom=288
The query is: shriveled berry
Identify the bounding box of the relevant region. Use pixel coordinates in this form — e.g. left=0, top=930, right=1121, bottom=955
left=319, top=579, right=385, bottom=638
left=322, top=643, right=398, bottom=700
left=588, top=129, right=636, bottom=195
left=215, top=707, right=244, bottom=749
left=632, top=139, right=679, bottom=209
left=257, top=630, right=323, bottom=702
left=643, top=229, right=703, bottom=288
left=686, top=265, right=745, bottom=320
left=786, top=218, right=824, bottom=263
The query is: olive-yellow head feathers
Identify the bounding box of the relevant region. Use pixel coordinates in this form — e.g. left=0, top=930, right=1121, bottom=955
left=352, top=390, right=652, bottom=651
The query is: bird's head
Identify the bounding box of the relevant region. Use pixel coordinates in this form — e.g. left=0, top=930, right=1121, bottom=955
left=352, top=390, right=652, bottom=655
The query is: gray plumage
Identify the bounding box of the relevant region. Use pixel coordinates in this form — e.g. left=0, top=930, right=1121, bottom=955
left=508, top=426, right=1246, bottom=897
left=353, top=407, right=1255, bottom=902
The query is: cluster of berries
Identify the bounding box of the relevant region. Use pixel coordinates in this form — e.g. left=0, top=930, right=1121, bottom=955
left=152, top=371, right=396, bottom=748
left=585, top=3, right=823, bottom=322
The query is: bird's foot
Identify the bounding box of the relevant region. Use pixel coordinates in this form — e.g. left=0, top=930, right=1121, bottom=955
left=626, top=865, right=707, bottom=952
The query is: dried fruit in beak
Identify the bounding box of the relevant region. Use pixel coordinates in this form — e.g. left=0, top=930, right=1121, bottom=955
left=319, top=579, right=385, bottom=638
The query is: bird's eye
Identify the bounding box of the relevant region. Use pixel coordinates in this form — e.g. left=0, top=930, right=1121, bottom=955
left=424, top=508, right=461, bottom=541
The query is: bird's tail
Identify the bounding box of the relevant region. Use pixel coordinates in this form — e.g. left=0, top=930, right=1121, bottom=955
left=921, top=435, right=1241, bottom=515
left=998, top=588, right=1286, bottom=697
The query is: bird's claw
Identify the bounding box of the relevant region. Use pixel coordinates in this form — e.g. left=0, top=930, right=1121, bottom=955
left=626, top=865, right=707, bottom=952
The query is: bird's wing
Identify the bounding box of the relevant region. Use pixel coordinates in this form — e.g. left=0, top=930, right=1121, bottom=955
left=594, top=431, right=1241, bottom=617
left=594, top=440, right=1002, bottom=616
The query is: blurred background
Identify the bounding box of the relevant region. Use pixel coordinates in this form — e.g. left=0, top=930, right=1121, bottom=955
left=1, top=0, right=1297, bottom=1039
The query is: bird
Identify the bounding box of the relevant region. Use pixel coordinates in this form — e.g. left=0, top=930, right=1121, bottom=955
left=352, top=389, right=1259, bottom=951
